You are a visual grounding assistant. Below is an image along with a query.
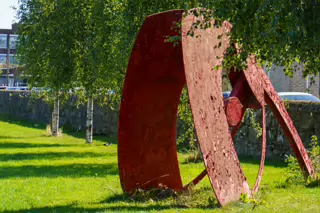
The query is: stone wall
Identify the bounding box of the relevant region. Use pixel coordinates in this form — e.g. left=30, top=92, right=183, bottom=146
left=234, top=102, right=320, bottom=160
left=0, top=91, right=119, bottom=137
left=0, top=91, right=319, bottom=160
left=267, top=64, right=320, bottom=96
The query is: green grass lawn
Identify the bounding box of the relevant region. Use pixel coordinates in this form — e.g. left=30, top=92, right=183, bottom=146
left=0, top=119, right=320, bottom=213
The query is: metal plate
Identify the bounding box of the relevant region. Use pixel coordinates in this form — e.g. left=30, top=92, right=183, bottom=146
left=118, top=10, right=185, bottom=193
left=243, top=57, right=265, bottom=106
left=181, top=14, right=250, bottom=206
left=261, top=71, right=315, bottom=178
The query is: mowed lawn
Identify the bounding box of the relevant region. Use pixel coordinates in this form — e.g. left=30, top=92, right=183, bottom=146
left=0, top=120, right=320, bottom=213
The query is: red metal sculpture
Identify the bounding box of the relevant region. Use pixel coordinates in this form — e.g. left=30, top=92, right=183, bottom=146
left=118, top=9, right=315, bottom=206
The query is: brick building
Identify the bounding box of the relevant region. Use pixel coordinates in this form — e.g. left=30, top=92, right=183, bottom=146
left=0, top=23, right=24, bottom=86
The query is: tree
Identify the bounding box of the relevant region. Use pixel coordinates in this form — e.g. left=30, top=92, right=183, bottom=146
left=123, top=1, right=320, bottom=148
left=18, top=0, right=126, bottom=142
left=72, top=0, right=125, bottom=144
left=125, top=0, right=320, bottom=76
left=17, top=0, right=79, bottom=136
left=192, top=1, right=320, bottom=78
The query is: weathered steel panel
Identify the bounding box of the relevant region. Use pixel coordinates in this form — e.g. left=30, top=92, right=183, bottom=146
left=181, top=14, right=250, bottom=206
left=261, top=71, right=315, bottom=178
left=118, top=9, right=315, bottom=208
left=251, top=105, right=266, bottom=194
left=118, top=10, right=185, bottom=193
left=225, top=96, right=243, bottom=127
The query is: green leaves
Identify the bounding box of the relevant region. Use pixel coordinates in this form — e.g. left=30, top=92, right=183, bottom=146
left=17, top=0, right=79, bottom=93
left=17, top=0, right=127, bottom=106
left=195, top=0, right=320, bottom=76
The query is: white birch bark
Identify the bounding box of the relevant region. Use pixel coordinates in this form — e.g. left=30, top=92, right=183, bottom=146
left=86, top=98, right=94, bottom=144
left=52, top=96, right=60, bottom=136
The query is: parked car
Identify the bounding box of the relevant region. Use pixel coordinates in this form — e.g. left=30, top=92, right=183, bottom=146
left=223, top=91, right=231, bottom=99
left=6, top=86, right=29, bottom=91
left=278, top=92, right=320, bottom=102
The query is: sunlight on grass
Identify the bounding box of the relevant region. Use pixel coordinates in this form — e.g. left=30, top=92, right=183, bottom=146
left=0, top=120, right=320, bottom=212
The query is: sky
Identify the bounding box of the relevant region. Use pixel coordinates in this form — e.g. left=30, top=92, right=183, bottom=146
left=0, top=0, right=19, bottom=29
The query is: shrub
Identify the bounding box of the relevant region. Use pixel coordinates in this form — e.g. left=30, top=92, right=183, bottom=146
left=285, top=135, right=320, bottom=186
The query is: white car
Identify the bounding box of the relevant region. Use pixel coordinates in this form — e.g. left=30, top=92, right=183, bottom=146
left=278, top=92, right=320, bottom=102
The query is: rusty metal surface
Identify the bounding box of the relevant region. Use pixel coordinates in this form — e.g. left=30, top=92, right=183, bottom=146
left=240, top=60, right=314, bottom=178
left=261, top=72, right=315, bottom=178
left=118, top=9, right=314, bottom=208
left=181, top=14, right=250, bottom=206
left=241, top=56, right=314, bottom=186
left=118, top=10, right=185, bottom=193
left=243, top=57, right=265, bottom=106
left=252, top=105, right=266, bottom=194
left=184, top=169, right=208, bottom=190
left=225, top=97, right=243, bottom=127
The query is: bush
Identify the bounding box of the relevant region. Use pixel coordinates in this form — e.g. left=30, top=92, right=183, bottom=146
left=285, top=135, right=320, bottom=186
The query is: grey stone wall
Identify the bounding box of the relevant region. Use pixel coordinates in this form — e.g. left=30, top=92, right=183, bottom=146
left=234, top=102, right=320, bottom=160
left=0, top=91, right=119, bottom=137
left=267, top=64, right=320, bottom=97
left=0, top=91, right=319, bottom=160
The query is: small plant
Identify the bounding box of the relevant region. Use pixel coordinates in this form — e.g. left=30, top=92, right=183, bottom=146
left=58, top=127, right=63, bottom=136
left=44, top=124, right=63, bottom=137
left=284, top=135, right=320, bottom=186
left=177, top=86, right=202, bottom=163
left=130, top=185, right=177, bottom=203
left=175, top=186, right=218, bottom=208
left=185, top=144, right=202, bottom=163
left=247, top=109, right=262, bottom=139
left=240, top=193, right=263, bottom=205
left=44, top=124, right=52, bottom=137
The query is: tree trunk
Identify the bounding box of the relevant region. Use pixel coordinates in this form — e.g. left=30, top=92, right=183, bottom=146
left=6, top=33, right=10, bottom=86
left=52, top=95, right=60, bottom=136
left=86, top=98, right=94, bottom=144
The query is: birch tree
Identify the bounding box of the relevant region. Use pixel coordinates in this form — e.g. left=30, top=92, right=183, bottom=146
left=72, top=0, right=125, bottom=144
left=17, top=0, right=78, bottom=136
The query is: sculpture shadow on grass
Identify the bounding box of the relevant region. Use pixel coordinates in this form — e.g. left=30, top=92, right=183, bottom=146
left=0, top=203, right=179, bottom=213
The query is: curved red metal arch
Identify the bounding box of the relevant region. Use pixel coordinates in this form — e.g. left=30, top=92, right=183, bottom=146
left=118, top=10, right=250, bottom=206
left=118, top=9, right=314, bottom=207
left=118, top=10, right=186, bottom=192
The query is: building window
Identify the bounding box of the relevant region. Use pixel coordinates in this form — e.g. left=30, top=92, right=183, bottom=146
left=0, top=34, right=7, bottom=49
left=0, top=54, right=6, bottom=64
left=9, top=54, right=18, bottom=68
left=9, top=35, right=18, bottom=49
left=0, top=54, right=7, bottom=69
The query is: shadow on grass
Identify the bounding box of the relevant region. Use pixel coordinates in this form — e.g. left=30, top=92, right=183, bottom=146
left=238, top=156, right=287, bottom=168
left=0, top=151, right=115, bottom=162
left=0, top=162, right=119, bottom=179
left=0, top=116, right=118, bottom=145
left=0, top=115, right=46, bottom=130
left=66, top=132, right=118, bottom=145
left=0, top=136, right=36, bottom=140
left=1, top=203, right=182, bottom=213
left=179, top=154, right=287, bottom=168
left=100, top=186, right=219, bottom=209
left=0, top=142, right=77, bottom=149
